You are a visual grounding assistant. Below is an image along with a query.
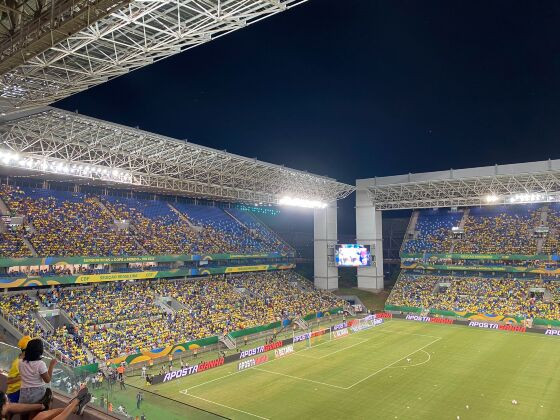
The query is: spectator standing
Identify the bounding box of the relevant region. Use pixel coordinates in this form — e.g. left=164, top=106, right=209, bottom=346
left=18, top=339, right=56, bottom=404
left=6, top=336, right=30, bottom=402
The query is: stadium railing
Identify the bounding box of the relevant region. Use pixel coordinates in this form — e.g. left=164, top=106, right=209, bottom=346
left=0, top=341, right=225, bottom=420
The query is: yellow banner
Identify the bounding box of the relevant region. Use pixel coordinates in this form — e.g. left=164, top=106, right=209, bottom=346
left=225, top=265, right=270, bottom=273
left=75, top=271, right=158, bottom=283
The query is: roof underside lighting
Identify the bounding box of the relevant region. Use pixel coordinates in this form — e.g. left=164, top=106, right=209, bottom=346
left=279, top=196, right=327, bottom=209
left=0, top=150, right=135, bottom=184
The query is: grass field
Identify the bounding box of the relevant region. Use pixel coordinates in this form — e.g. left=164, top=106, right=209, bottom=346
left=117, top=319, right=560, bottom=419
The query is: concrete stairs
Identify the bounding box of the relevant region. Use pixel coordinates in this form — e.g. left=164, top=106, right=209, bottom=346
left=220, top=334, right=237, bottom=349
left=534, top=206, right=549, bottom=254
left=450, top=209, right=469, bottom=253
left=0, top=196, right=9, bottom=215
left=294, top=317, right=309, bottom=330
left=167, top=203, right=203, bottom=231
left=401, top=211, right=420, bottom=253
left=248, top=211, right=294, bottom=251
left=223, top=208, right=250, bottom=230
left=93, top=197, right=149, bottom=253
left=33, top=311, right=55, bottom=334
left=458, top=208, right=470, bottom=229
left=22, top=236, right=38, bottom=256
left=155, top=296, right=176, bottom=315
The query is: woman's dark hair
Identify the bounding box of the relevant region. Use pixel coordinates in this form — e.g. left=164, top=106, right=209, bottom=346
left=23, top=338, right=43, bottom=362
left=0, top=391, right=6, bottom=418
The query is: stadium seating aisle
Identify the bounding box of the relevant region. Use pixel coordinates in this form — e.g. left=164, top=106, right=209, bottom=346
left=403, top=210, right=462, bottom=254
left=0, top=271, right=344, bottom=364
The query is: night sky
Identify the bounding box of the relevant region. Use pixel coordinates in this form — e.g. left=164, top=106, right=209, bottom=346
left=56, top=0, right=560, bottom=234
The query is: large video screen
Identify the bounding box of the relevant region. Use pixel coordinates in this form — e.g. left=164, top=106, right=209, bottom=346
left=335, top=244, right=371, bottom=267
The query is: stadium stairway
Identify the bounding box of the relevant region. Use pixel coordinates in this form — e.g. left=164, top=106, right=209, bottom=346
left=33, top=311, right=55, bottom=334
left=247, top=211, right=294, bottom=251
left=450, top=209, right=469, bottom=253
left=22, top=236, right=38, bottom=256
left=401, top=211, right=420, bottom=253
left=92, top=196, right=149, bottom=253
left=294, top=317, right=309, bottom=330
left=219, top=334, right=237, bottom=350
left=167, top=203, right=203, bottom=231
left=0, top=195, right=9, bottom=215
left=155, top=296, right=176, bottom=315
left=223, top=208, right=250, bottom=231
left=536, top=205, right=549, bottom=254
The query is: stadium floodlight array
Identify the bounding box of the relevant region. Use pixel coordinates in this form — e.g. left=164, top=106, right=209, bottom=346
left=0, top=108, right=355, bottom=205
left=0, top=149, right=134, bottom=184
left=279, top=196, right=328, bottom=209
left=485, top=193, right=559, bottom=205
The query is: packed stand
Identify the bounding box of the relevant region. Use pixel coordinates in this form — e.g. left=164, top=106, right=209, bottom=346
left=388, top=272, right=560, bottom=321
left=2, top=271, right=343, bottom=364
left=0, top=183, right=292, bottom=257
left=453, top=206, right=539, bottom=254
left=0, top=186, right=140, bottom=257
left=0, top=293, right=88, bottom=364
left=402, top=210, right=462, bottom=254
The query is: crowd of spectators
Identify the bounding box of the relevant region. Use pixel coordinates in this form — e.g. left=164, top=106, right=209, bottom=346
left=0, top=184, right=291, bottom=258
left=542, top=203, right=560, bottom=255
left=387, top=272, right=560, bottom=321
left=1, top=271, right=344, bottom=364
left=402, top=206, right=544, bottom=255
left=453, top=206, right=539, bottom=254
left=0, top=294, right=88, bottom=365
left=402, top=210, right=462, bottom=254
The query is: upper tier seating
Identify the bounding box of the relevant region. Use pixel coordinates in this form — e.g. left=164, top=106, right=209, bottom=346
left=0, top=184, right=292, bottom=257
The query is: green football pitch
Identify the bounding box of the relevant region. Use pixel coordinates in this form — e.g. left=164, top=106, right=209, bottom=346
left=114, top=319, right=560, bottom=419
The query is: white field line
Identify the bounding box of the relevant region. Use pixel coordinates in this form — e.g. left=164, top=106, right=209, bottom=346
left=388, top=349, right=431, bottom=368
left=375, top=328, right=442, bottom=340
left=252, top=367, right=346, bottom=389
left=344, top=336, right=442, bottom=389
left=296, top=338, right=370, bottom=360
left=185, top=370, right=242, bottom=392
left=181, top=327, right=375, bottom=392
left=179, top=321, right=441, bottom=394
left=180, top=390, right=270, bottom=420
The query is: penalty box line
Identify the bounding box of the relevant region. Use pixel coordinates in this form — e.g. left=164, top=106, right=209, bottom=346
left=180, top=321, right=434, bottom=394
left=343, top=336, right=442, bottom=390
left=295, top=338, right=370, bottom=360
left=181, top=322, right=389, bottom=393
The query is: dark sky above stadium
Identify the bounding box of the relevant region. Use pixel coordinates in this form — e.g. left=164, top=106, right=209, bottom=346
left=56, top=0, right=560, bottom=234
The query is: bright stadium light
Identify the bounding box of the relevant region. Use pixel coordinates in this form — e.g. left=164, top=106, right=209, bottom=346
left=279, top=196, right=328, bottom=209
left=508, top=193, right=550, bottom=204
left=0, top=149, right=136, bottom=185
left=485, top=194, right=500, bottom=203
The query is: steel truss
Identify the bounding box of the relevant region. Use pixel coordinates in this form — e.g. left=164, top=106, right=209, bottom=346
left=0, top=107, right=355, bottom=204
left=0, top=0, right=307, bottom=114
left=364, top=170, right=560, bottom=210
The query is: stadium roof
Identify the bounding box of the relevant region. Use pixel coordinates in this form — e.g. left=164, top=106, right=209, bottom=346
left=357, top=160, right=560, bottom=210
left=0, top=0, right=306, bottom=115
left=0, top=107, right=354, bottom=205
